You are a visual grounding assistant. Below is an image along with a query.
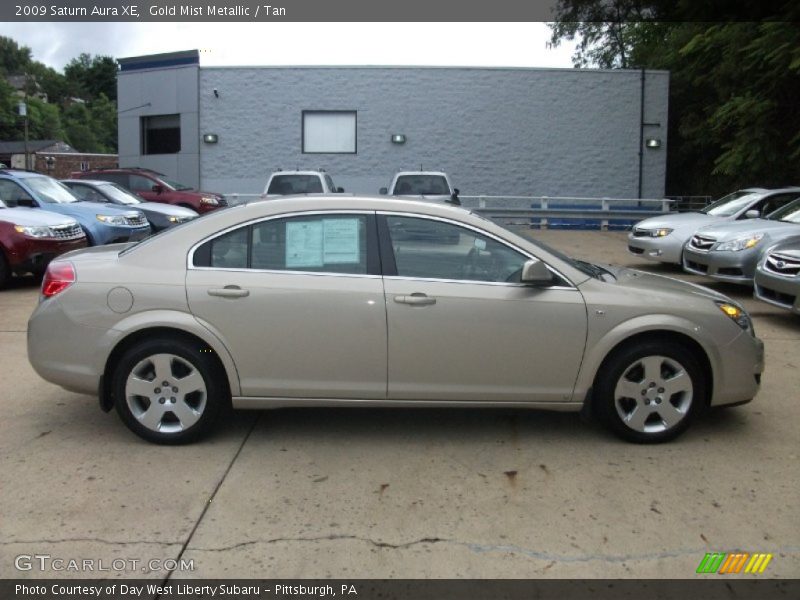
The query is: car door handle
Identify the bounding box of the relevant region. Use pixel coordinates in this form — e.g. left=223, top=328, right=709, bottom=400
left=394, top=293, right=436, bottom=306
left=207, top=286, right=250, bottom=298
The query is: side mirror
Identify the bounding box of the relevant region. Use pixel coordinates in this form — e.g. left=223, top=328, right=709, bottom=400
left=379, top=187, right=388, bottom=195
left=152, top=184, right=163, bottom=194
left=453, top=188, right=460, bottom=196
left=520, top=259, right=553, bottom=285
left=744, top=209, right=760, bottom=219
left=336, top=187, right=345, bottom=193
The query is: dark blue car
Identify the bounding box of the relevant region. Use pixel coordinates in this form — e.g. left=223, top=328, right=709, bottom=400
left=0, top=170, right=151, bottom=245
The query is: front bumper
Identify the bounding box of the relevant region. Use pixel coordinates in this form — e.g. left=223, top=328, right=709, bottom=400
left=8, top=237, right=87, bottom=274
left=712, top=331, right=764, bottom=407
left=626, top=234, right=684, bottom=263
left=683, top=247, right=759, bottom=284
left=94, top=224, right=151, bottom=245
left=754, top=269, right=800, bottom=314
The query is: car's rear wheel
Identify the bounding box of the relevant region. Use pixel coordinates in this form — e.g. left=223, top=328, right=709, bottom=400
left=595, top=341, right=705, bottom=443
left=112, top=338, right=227, bottom=444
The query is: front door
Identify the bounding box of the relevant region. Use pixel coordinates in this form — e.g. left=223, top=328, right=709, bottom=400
left=380, top=214, right=587, bottom=403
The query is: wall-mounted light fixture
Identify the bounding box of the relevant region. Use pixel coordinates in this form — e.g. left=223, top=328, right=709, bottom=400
left=391, top=134, right=406, bottom=144
left=645, top=138, right=662, bottom=149
left=203, top=133, right=219, bottom=144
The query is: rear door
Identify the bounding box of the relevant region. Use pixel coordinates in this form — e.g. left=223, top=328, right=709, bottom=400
left=379, top=213, right=587, bottom=403
left=186, top=211, right=387, bottom=399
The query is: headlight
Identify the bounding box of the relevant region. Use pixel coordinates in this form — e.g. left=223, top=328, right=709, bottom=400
left=200, top=196, right=219, bottom=206
left=96, top=214, right=129, bottom=226
left=14, top=225, right=53, bottom=238
left=650, top=228, right=673, bottom=238
left=716, top=233, right=764, bottom=252
left=716, top=301, right=754, bottom=334
left=168, top=216, right=191, bottom=223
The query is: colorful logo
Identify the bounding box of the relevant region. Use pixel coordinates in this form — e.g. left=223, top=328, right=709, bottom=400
left=696, top=552, right=773, bottom=574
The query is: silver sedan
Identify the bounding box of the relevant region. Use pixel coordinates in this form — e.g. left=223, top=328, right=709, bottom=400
left=683, top=198, right=800, bottom=285
left=27, top=197, right=764, bottom=444
left=754, top=236, right=800, bottom=314
left=627, top=187, right=799, bottom=264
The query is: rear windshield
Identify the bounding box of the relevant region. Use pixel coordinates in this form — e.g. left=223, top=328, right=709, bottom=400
left=394, top=175, right=450, bottom=196
left=268, top=175, right=324, bottom=195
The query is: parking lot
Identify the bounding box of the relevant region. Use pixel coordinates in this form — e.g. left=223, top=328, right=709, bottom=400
left=1, top=229, right=798, bottom=580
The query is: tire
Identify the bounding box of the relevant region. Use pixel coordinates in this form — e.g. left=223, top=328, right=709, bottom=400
left=0, top=250, right=10, bottom=289
left=111, top=337, right=228, bottom=444
left=594, top=341, right=705, bottom=443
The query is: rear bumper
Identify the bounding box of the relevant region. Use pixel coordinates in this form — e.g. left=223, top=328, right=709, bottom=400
left=754, top=269, right=800, bottom=314
left=683, top=248, right=758, bottom=284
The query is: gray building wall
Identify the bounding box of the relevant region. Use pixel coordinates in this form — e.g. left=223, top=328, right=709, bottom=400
left=119, top=60, right=669, bottom=198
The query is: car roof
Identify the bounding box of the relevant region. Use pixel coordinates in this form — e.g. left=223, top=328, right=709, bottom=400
left=62, top=179, right=114, bottom=185
left=244, top=194, right=464, bottom=215
left=0, top=169, right=45, bottom=179
left=394, top=171, right=448, bottom=177
left=269, top=171, right=327, bottom=176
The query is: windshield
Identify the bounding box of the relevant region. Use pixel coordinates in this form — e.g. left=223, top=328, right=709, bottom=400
left=99, top=182, right=142, bottom=205
left=394, top=175, right=450, bottom=196
left=701, top=191, right=760, bottom=217
left=768, top=198, right=800, bottom=223
left=268, top=175, right=323, bottom=195
left=158, top=176, right=193, bottom=191
left=26, top=177, right=78, bottom=204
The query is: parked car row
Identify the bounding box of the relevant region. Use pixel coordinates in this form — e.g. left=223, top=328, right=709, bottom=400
left=629, top=187, right=800, bottom=315
left=0, top=168, right=210, bottom=287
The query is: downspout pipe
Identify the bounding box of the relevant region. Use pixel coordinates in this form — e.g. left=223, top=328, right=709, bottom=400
left=638, top=68, right=645, bottom=199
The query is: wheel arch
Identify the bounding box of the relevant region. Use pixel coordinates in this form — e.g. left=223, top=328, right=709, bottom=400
left=101, top=324, right=240, bottom=411
left=576, top=318, right=717, bottom=413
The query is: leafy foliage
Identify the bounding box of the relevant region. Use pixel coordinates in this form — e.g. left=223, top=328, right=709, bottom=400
left=0, top=36, right=118, bottom=153
left=549, top=3, right=800, bottom=195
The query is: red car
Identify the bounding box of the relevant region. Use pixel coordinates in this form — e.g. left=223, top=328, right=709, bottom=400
left=70, top=168, right=226, bottom=214
left=0, top=200, right=87, bottom=287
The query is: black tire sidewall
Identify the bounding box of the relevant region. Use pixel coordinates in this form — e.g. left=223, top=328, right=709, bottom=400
left=595, top=341, right=706, bottom=444
left=112, top=338, right=226, bottom=444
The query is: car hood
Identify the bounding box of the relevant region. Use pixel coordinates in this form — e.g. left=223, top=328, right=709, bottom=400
left=598, top=264, right=730, bottom=304
left=0, top=207, right=78, bottom=227
left=136, top=202, right=198, bottom=217
left=634, top=211, right=721, bottom=232
left=694, top=219, right=800, bottom=240
left=44, top=201, right=143, bottom=220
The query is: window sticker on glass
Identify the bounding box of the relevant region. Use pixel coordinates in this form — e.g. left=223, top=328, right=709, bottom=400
left=323, top=219, right=360, bottom=264
left=474, top=238, right=487, bottom=250
left=286, top=220, right=324, bottom=268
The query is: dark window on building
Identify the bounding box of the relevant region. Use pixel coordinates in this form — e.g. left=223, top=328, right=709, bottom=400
left=141, top=114, right=181, bottom=155
left=302, top=111, right=356, bottom=154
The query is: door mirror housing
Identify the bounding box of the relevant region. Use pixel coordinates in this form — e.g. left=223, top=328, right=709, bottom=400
left=151, top=184, right=163, bottom=194
left=336, top=187, right=345, bottom=193
left=520, top=259, right=554, bottom=285
left=379, top=187, right=388, bottom=195
left=744, top=209, right=760, bottom=219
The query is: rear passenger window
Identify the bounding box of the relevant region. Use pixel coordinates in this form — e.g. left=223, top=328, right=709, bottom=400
left=193, top=215, right=369, bottom=275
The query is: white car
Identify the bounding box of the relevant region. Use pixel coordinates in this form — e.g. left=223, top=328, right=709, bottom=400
left=262, top=170, right=343, bottom=198
left=380, top=171, right=460, bottom=205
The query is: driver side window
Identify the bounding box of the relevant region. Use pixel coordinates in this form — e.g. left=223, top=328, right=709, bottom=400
left=385, top=216, right=527, bottom=283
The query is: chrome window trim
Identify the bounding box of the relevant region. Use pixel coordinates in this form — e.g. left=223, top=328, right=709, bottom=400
left=377, top=210, right=577, bottom=289
left=186, top=209, right=375, bottom=272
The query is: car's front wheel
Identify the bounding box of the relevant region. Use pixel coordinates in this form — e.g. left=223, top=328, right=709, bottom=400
left=595, top=341, right=705, bottom=443
left=111, top=338, right=227, bottom=443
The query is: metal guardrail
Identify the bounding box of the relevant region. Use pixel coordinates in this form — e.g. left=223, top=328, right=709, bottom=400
left=222, top=193, right=677, bottom=230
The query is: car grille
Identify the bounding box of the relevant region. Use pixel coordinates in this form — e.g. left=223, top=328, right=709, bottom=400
left=632, top=228, right=650, bottom=237
left=689, top=234, right=716, bottom=251
left=50, top=223, right=84, bottom=240
left=764, top=252, right=800, bottom=277
left=125, top=214, right=149, bottom=227
left=685, top=260, right=708, bottom=273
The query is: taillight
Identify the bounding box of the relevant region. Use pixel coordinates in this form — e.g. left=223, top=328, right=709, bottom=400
left=42, top=261, right=76, bottom=298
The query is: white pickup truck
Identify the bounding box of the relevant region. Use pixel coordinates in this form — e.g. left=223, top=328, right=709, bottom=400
left=379, top=171, right=460, bottom=205
left=262, top=170, right=344, bottom=198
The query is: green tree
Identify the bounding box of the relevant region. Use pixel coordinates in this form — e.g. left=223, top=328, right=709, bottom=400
left=62, top=102, right=98, bottom=152
left=549, top=3, right=800, bottom=195
left=64, top=53, right=118, bottom=101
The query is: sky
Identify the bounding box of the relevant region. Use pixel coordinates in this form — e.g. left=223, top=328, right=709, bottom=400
left=0, top=22, right=577, bottom=71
